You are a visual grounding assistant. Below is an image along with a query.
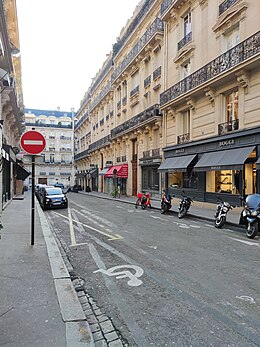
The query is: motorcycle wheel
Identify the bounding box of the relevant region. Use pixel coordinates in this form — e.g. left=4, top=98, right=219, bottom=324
left=178, top=207, right=187, bottom=219
left=246, top=221, right=258, bottom=239
left=141, top=204, right=146, bottom=210
left=161, top=204, right=166, bottom=214
left=214, top=215, right=226, bottom=228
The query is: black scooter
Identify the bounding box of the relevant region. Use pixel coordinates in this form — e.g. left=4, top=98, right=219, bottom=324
left=239, top=194, right=260, bottom=239
left=214, top=197, right=234, bottom=228
left=178, top=191, right=193, bottom=219
left=160, top=190, right=172, bottom=214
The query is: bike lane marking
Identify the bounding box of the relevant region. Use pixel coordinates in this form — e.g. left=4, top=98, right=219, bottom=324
left=52, top=211, right=123, bottom=241
left=68, top=207, right=77, bottom=246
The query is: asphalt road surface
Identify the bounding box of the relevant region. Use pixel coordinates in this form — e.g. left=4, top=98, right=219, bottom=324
left=45, top=192, right=260, bottom=347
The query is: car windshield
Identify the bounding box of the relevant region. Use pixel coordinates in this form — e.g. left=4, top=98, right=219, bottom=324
left=46, top=188, right=62, bottom=195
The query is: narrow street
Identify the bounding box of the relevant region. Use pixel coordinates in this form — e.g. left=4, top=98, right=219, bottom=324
left=45, top=192, right=260, bottom=347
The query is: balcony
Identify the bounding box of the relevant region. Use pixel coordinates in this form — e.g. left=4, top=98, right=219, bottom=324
left=122, top=96, right=127, bottom=106
left=112, top=18, right=164, bottom=82
left=112, top=0, right=157, bottom=56
left=152, top=148, right=160, bottom=157
left=177, top=133, right=190, bottom=144
left=88, top=134, right=111, bottom=153
left=111, top=104, right=161, bottom=139
left=49, top=172, right=55, bottom=175
left=130, top=85, right=139, bottom=98
left=178, top=32, right=192, bottom=51
left=218, top=119, right=239, bottom=135
left=160, top=31, right=260, bottom=107
left=143, top=150, right=150, bottom=158
left=219, top=0, right=238, bottom=16
left=153, top=66, right=161, bottom=80
left=144, top=75, right=151, bottom=88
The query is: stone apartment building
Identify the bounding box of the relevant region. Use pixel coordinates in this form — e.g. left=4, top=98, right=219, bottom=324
left=0, top=0, right=25, bottom=208
left=75, top=0, right=260, bottom=204
left=23, top=108, right=74, bottom=188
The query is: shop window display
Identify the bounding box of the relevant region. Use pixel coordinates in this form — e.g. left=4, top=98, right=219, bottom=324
left=168, top=170, right=198, bottom=189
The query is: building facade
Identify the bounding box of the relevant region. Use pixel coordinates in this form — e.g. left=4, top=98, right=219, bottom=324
left=24, top=108, right=74, bottom=188
left=75, top=0, right=260, bottom=203
left=0, top=0, right=25, bottom=208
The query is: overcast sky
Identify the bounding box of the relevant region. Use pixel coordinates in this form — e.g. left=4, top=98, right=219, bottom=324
left=16, top=0, right=140, bottom=112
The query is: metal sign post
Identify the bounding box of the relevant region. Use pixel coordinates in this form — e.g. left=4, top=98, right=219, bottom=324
left=20, top=130, right=46, bottom=246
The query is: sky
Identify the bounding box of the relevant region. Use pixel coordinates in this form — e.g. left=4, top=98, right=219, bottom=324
left=16, top=0, right=141, bottom=113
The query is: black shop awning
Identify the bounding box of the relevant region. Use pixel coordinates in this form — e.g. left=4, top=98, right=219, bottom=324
left=158, top=154, right=197, bottom=172
left=16, top=164, right=31, bottom=181
left=194, top=146, right=255, bottom=172
left=256, top=157, right=260, bottom=170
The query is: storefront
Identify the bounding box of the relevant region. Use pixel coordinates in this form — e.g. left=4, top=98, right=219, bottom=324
left=140, top=158, right=161, bottom=197
left=104, top=164, right=128, bottom=195
left=89, top=168, right=98, bottom=192
left=99, top=167, right=111, bottom=193
left=160, top=128, right=260, bottom=205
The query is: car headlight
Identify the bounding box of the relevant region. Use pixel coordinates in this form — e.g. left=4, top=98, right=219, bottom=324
left=46, top=198, right=50, bottom=202
left=62, top=197, right=67, bottom=201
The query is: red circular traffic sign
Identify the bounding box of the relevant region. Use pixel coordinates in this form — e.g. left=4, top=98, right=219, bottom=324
left=20, top=130, right=46, bottom=155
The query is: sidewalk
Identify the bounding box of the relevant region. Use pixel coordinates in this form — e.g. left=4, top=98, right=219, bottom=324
left=0, top=193, right=94, bottom=347
left=79, top=190, right=243, bottom=228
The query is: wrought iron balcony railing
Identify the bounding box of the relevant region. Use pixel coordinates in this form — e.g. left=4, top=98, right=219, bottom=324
left=153, top=66, right=161, bottom=80
left=177, top=133, right=190, bottom=144
left=160, top=31, right=260, bottom=107
left=74, top=148, right=89, bottom=161
left=144, top=75, right=151, bottom=88
left=88, top=134, right=111, bottom=153
left=130, top=85, right=139, bottom=98
left=178, top=32, right=192, bottom=51
left=219, top=0, right=238, bottom=16
left=218, top=119, right=239, bottom=135
left=143, top=150, right=150, bottom=158
left=112, top=0, right=157, bottom=56
left=25, top=122, right=72, bottom=129
left=75, top=111, right=89, bottom=130
left=122, top=96, right=127, bottom=106
left=89, top=81, right=112, bottom=112
left=112, top=18, right=164, bottom=82
left=152, top=148, right=160, bottom=157
left=111, top=104, right=161, bottom=139
left=160, top=0, right=173, bottom=16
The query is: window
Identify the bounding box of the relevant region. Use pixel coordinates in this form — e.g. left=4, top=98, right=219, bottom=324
left=50, top=154, right=54, bottom=163
left=142, top=167, right=159, bottom=191
left=181, top=60, right=191, bottom=79
left=168, top=169, right=198, bottom=190
left=226, top=91, right=238, bottom=123
left=223, top=25, right=240, bottom=52
left=183, top=12, right=191, bottom=36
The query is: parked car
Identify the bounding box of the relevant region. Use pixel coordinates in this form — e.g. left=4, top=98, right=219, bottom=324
left=39, top=186, right=68, bottom=210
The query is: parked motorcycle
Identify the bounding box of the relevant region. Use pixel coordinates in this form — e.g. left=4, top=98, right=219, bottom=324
left=135, top=191, right=152, bottom=209
left=160, top=190, right=172, bottom=214
left=239, top=194, right=260, bottom=239
left=178, top=191, right=193, bottom=219
left=214, top=197, right=234, bottom=228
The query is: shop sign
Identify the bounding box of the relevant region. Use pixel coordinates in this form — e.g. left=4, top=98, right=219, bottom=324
left=211, top=166, right=221, bottom=170
left=219, top=139, right=234, bottom=147
left=176, top=149, right=185, bottom=154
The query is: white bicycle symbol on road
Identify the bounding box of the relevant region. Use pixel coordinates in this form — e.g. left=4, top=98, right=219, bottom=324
left=94, top=264, right=144, bottom=286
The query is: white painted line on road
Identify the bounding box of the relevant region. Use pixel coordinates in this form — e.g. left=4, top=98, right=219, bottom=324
left=190, top=225, right=201, bottom=229
left=151, top=215, right=165, bottom=220
left=68, top=207, right=77, bottom=246
left=205, top=223, right=214, bottom=228
left=53, top=211, right=123, bottom=241
left=229, top=237, right=260, bottom=247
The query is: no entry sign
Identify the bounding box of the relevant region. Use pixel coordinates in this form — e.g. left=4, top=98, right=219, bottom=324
left=20, top=130, right=46, bottom=155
